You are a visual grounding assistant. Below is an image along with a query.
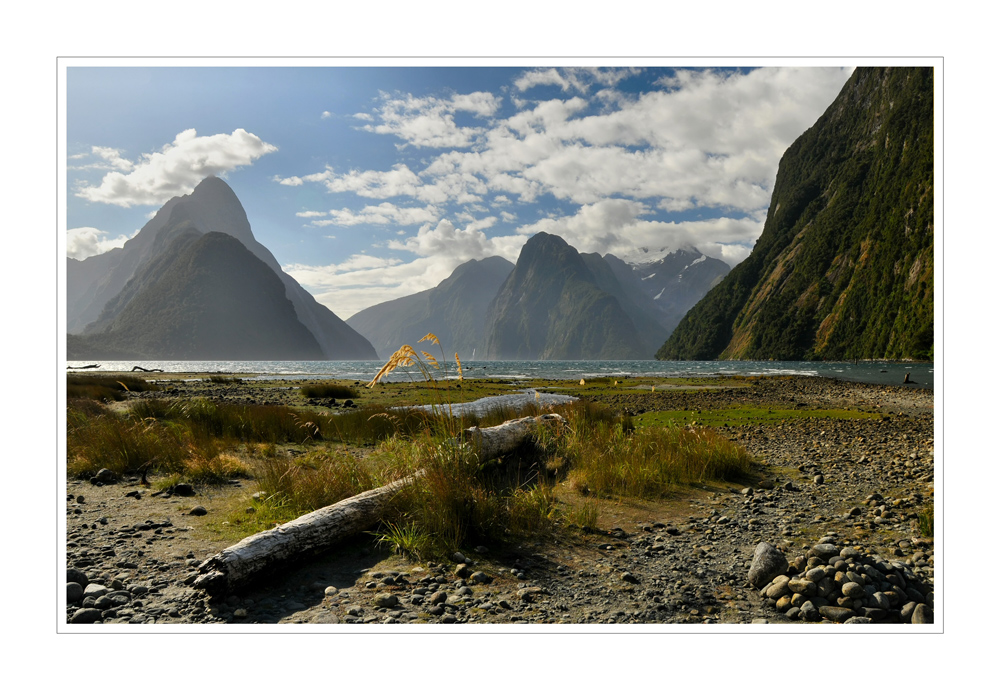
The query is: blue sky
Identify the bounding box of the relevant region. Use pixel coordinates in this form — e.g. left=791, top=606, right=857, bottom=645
left=66, top=64, right=853, bottom=318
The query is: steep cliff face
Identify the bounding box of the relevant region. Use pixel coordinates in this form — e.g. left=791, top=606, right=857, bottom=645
left=346, top=256, right=514, bottom=359
left=67, top=176, right=377, bottom=360
left=483, top=232, right=646, bottom=360
left=658, top=67, right=933, bottom=361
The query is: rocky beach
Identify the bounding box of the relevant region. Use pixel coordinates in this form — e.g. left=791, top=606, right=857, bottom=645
left=65, top=374, right=934, bottom=626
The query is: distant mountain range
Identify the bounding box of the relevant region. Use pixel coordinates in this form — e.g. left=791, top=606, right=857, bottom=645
left=67, top=177, right=377, bottom=361
left=348, top=232, right=729, bottom=361
left=346, top=256, right=515, bottom=360
left=658, top=67, right=934, bottom=361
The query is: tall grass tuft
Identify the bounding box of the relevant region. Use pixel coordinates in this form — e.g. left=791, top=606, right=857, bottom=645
left=67, top=374, right=159, bottom=401
left=558, top=402, right=752, bottom=499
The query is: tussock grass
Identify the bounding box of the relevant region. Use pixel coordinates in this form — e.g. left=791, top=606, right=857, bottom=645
left=67, top=374, right=159, bottom=401
left=559, top=402, right=753, bottom=499
left=300, top=382, right=358, bottom=399
left=383, top=434, right=555, bottom=557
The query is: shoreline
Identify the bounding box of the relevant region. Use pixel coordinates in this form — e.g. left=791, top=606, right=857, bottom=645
left=65, top=374, right=935, bottom=626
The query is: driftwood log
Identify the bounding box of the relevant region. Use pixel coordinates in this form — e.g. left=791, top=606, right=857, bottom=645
left=193, top=473, right=420, bottom=594
left=192, top=413, right=565, bottom=594
left=458, top=413, right=565, bottom=460
left=131, top=365, right=164, bottom=372
left=67, top=364, right=100, bottom=369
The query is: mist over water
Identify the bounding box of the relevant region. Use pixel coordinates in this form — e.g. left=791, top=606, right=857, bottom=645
left=66, top=360, right=935, bottom=389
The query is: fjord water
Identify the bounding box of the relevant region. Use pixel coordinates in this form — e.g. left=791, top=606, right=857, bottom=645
left=66, top=360, right=935, bottom=389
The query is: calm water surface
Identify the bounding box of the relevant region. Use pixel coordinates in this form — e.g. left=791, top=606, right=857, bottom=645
left=67, top=359, right=935, bottom=389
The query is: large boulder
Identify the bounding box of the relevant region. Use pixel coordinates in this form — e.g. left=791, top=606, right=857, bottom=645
left=748, top=542, right=789, bottom=589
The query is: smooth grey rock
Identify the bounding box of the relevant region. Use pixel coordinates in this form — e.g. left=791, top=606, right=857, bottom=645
left=95, top=468, right=117, bottom=484
left=764, top=575, right=791, bottom=600
left=842, top=582, right=865, bottom=599
left=819, top=606, right=854, bottom=623
left=70, top=608, right=103, bottom=624
left=66, top=568, right=89, bottom=587
left=748, top=542, right=788, bottom=589
left=799, top=600, right=820, bottom=622
left=809, top=543, right=840, bottom=560
left=67, top=582, right=84, bottom=603
left=805, top=566, right=826, bottom=583
left=844, top=616, right=872, bottom=624
left=83, top=583, right=109, bottom=599
left=788, top=579, right=816, bottom=596
left=912, top=603, right=933, bottom=624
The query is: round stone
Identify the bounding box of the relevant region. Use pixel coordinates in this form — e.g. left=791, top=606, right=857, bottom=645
left=66, top=568, right=89, bottom=587
left=912, top=603, right=933, bottom=624
left=748, top=542, right=788, bottom=589
left=809, top=543, right=840, bottom=560
left=67, top=582, right=84, bottom=603
left=70, top=608, right=103, bottom=624
left=819, top=606, right=855, bottom=623
left=788, top=579, right=816, bottom=596
left=842, top=582, right=865, bottom=599
left=372, top=592, right=399, bottom=609
left=83, top=583, right=109, bottom=599
left=805, top=566, right=826, bottom=583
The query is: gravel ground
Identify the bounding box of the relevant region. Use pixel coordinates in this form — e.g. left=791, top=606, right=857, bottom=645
left=65, top=375, right=934, bottom=626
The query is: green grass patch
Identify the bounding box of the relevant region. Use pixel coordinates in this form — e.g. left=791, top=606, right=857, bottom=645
left=561, top=409, right=754, bottom=500
left=67, top=374, right=160, bottom=401
left=635, top=406, right=880, bottom=428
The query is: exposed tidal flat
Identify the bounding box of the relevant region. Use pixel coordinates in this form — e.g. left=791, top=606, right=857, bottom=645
left=65, top=370, right=934, bottom=626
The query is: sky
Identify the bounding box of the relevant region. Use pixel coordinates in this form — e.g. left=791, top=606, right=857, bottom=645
left=66, top=64, right=854, bottom=318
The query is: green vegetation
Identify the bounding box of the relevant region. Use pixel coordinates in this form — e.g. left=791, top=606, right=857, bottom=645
left=659, top=67, right=933, bottom=362
left=561, top=407, right=753, bottom=500
left=68, top=349, right=759, bottom=559
left=635, top=406, right=880, bottom=428
left=67, top=374, right=160, bottom=401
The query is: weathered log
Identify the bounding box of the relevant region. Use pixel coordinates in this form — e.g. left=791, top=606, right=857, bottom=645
left=192, top=414, right=564, bottom=593
left=130, top=365, right=164, bottom=372
left=193, top=473, right=420, bottom=594
left=67, top=364, right=100, bottom=369
left=458, top=413, right=565, bottom=461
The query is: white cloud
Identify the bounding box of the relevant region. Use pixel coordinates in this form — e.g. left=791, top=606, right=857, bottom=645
left=388, top=219, right=523, bottom=263
left=308, top=203, right=440, bottom=227
left=296, top=210, right=328, bottom=218
left=75, top=129, right=277, bottom=207
left=285, top=219, right=528, bottom=318
left=321, top=111, right=332, bottom=119
left=66, top=226, right=137, bottom=259
left=357, top=91, right=502, bottom=148
left=514, top=67, right=642, bottom=94
left=513, top=199, right=763, bottom=263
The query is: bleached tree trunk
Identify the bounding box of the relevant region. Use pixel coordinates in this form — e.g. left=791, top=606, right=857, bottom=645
left=192, top=413, right=565, bottom=593
left=193, top=473, right=419, bottom=594
left=458, top=413, right=565, bottom=460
